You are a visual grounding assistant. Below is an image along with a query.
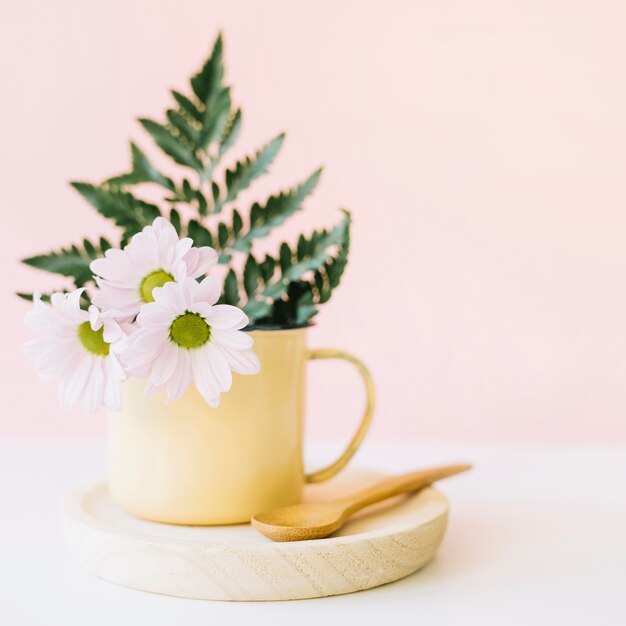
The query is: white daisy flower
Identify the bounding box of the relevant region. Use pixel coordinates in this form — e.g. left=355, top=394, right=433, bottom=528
left=122, top=276, right=260, bottom=406
left=22, top=290, right=127, bottom=412
left=90, top=216, right=218, bottom=318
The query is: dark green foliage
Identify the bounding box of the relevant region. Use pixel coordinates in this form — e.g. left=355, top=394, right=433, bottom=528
left=20, top=34, right=351, bottom=325
left=221, top=268, right=240, bottom=306
left=214, top=134, right=285, bottom=212
left=17, top=292, right=52, bottom=303
left=22, top=238, right=111, bottom=287
left=195, top=169, right=323, bottom=262
left=70, top=183, right=159, bottom=245
left=169, top=208, right=182, bottom=234
left=138, top=118, right=204, bottom=171
left=191, top=33, right=224, bottom=104
left=187, top=219, right=214, bottom=247
left=106, top=143, right=175, bottom=191
left=220, top=109, right=242, bottom=156
left=233, top=168, right=322, bottom=250
left=222, top=211, right=351, bottom=326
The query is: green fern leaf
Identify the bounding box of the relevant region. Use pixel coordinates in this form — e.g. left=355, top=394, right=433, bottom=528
left=221, top=268, right=240, bottom=306
left=17, top=292, right=52, bottom=303
left=215, top=133, right=285, bottom=211
left=294, top=289, right=318, bottom=325
left=304, top=210, right=351, bottom=305
left=259, top=255, right=276, bottom=283
left=230, top=168, right=322, bottom=250
left=219, top=108, right=242, bottom=156
left=166, top=109, right=201, bottom=146
left=232, top=209, right=243, bottom=235
left=169, top=208, right=182, bottom=234
left=236, top=212, right=351, bottom=324
left=199, top=88, right=231, bottom=150
left=139, top=118, right=203, bottom=171
left=19, top=33, right=353, bottom=325
left=196, top=190, right=208, bottom=216
left=71, top=182, right=160, bottom=244
left=279, top=242, right=292, bottom=273
left=187, top=219, right=214, bottom=248
left=171, top=90, right=203, bottom=122
left=106, top=143, right=175, bottom=191
left=190, top=33, right=224, bottom=104
left=243, top=255, right=261, bottom=298
left=22, top=237, right=107, bottom=287
left=269, top=214, right=350, bottom=302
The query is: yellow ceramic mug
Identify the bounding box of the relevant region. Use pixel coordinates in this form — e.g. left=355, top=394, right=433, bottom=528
left=108, top=327, right=375, bottom=525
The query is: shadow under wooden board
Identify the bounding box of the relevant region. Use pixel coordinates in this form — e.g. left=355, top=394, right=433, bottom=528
left=61, top=469, right=449, bottom=601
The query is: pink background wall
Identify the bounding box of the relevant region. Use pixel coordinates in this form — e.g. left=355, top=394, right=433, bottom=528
left=3, top=0, right=626, bottom=441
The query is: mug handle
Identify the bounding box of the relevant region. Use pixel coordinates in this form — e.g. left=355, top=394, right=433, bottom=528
left=304, top=349, right=376, bottom=484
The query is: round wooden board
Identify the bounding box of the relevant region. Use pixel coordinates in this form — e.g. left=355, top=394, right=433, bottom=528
left=61, top=469, right=449, bottom=601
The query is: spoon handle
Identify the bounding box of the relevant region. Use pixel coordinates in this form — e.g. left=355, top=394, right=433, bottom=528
left=339, top=464, right=472, bottom=516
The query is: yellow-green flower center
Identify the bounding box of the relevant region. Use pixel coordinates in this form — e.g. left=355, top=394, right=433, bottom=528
left=140, top=270, right=174, bottom=303
left=77, top=322, right=110, bottom=356
left=170, top=312, right=211, bottom=349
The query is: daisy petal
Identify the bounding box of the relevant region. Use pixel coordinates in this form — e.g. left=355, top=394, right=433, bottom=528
left=185, top=246, right=218, bottom=277
left=174, top=237, right=194, bottom=260
left=171, top=259, right=188, bottom=283
left=65, top=289, right=86, bottom=316
left=88, top=217, right=219, bottom=319
left=191, top=348, right=220, bottom=404
left=106, top=351, right=127, bottom=381
left=88, top=305, right=103, bottom=331
left=103, top=374, right=123, bottom=410
left=217, top=345, right=261, bottom=375
left=102, top=318, right=122, bottom=343
left=136, top=303, right=173, bottom=327
left=83, top=359, right=105, bottom=412
left=58, top=354, right=94, bottom=411
left=211, top=328, right=254, bottom=350
left=180, top=277, right=197, bottom=308
left=152, top=280, right=187, bottom=312
left=166, top=350, right=192, bottom=402
left=127, top=327, right=166, bottom=354
left=22, top=336, right=59, bottom=359
left=205, top=342, right=232, bottom=392
left=205, top=395, right=220, bottom=408
left=36, top=341, right=82, bottom=381
left=23, top=288, right=127, bottom=413
left=144, top=383, right=163, bottom=398
left=150, top=341, right=179, bottom=386
left=92, top=284, right=142, bottom=315
left=89, top=263, right=260, bottom=410
left=205, top=305, right=248, bottom=330
left=196, top=276, right=221, bottom=306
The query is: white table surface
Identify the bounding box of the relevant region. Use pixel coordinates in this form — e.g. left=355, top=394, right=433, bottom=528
left=1, top=438, right=625, bottom=625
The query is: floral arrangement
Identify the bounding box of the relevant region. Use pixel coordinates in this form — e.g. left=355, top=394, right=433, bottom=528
left=20, top=34, right=351, bottom=413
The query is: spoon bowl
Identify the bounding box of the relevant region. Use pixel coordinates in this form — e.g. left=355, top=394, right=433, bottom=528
left=251, top=463, right=471, bottom=542
left=252, top=503, right=347, bottom=541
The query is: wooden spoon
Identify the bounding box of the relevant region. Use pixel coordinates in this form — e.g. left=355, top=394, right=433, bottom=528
left=251, top=463, right=471, bottom=542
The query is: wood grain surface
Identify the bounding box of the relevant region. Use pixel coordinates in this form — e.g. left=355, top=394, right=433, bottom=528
left=61, top=469, right=449, bottom=601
